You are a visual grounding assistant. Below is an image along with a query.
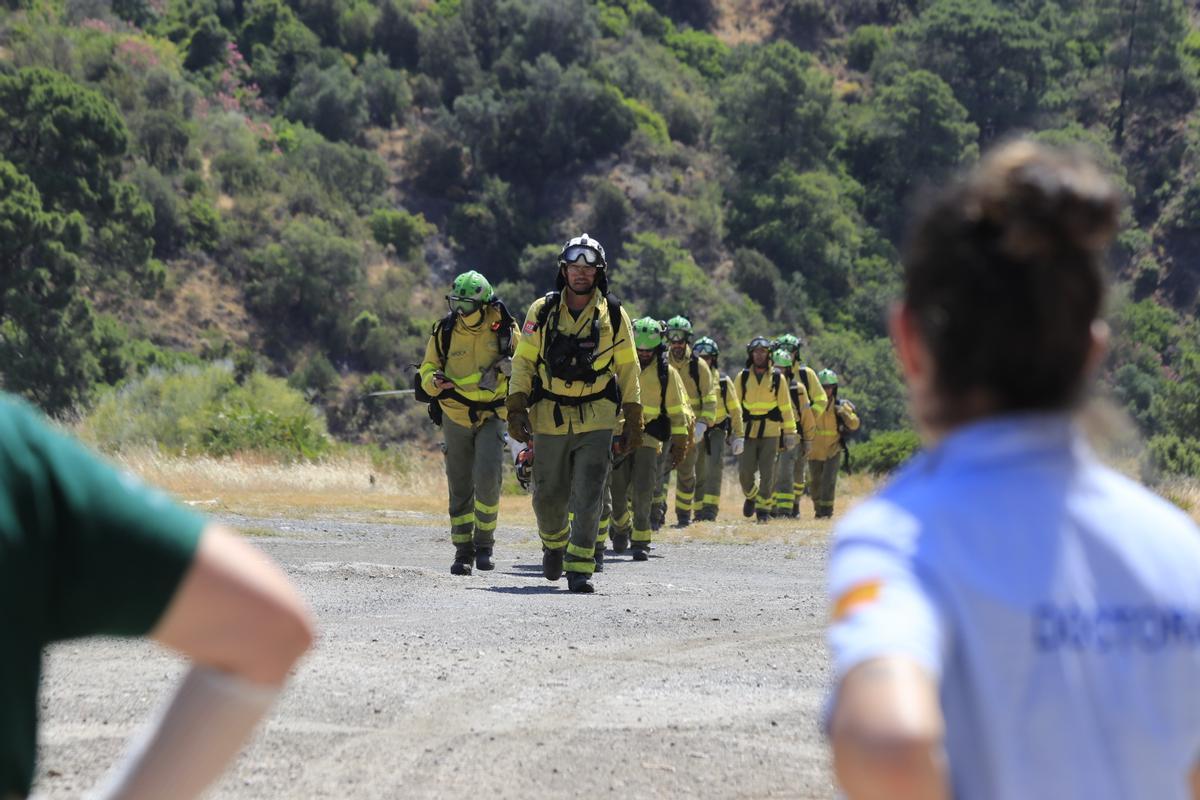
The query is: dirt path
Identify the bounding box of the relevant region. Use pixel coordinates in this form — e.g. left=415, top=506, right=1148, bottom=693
left=36, top=512, right=838, bottom=799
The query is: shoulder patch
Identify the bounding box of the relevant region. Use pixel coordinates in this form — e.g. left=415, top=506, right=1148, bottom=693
left=832, top=579, right=883, bottom=622
left=522, top=320, right=538, bottom=335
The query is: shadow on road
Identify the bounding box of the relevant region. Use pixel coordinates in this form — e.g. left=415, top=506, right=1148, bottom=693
left=506, top=564, right=545, bottom=574
left=469, top=585, right=563, bottom=595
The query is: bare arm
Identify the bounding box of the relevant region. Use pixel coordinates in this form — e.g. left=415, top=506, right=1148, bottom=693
left=89, top=525, right=314, bottom=799
left=830, top=656, right=949, bottom=800
left=153, top=523, right=314, bottom=684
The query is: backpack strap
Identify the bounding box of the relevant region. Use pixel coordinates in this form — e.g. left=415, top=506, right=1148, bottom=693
left=689, top=355, right=700, bottom=392
left=657, top=350, right=669, bottom=417
left=492, top=299, right=516, bottom=356
left=606, top=294, right=623, bottom=349
left=433, top=313, right=455, bottom=366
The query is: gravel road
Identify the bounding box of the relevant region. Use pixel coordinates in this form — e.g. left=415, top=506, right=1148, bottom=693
left=36, top=512, right=838, bottom=799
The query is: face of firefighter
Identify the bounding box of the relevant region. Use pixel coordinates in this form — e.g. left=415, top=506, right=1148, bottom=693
left=669, top=340, right=687, bottom=359
left=562, top=260, right=598, bottom=297
left=637, top=348, right=655, bottom=368
left=700, top=354, right=716, bottom=371
left=751, top=347, right=769, bottom=369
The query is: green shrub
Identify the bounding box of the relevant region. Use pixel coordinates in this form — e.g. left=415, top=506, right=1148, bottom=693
left=186, top=197, right=222, bottom=253
left=664, top=28, right=729, bottom=81
left=1142, top=434, right=1200, bottom=484
left=369, top=208, right=433, bottom=257
left=288, top=352, right=340, bottom=397
left=622, top=94, right=670, bottom=145
left=846, top=25, right=889, bottom=72
left=852, top=429, right=921, bottom=475
left=283, top=62, right=369, bottom=142
left=81, top=363, right=330, bottom=460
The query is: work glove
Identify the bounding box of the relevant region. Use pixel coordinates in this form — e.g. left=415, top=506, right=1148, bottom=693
left=782, top=433, right=800, bottom=452
left=693, top=420, right=707, bottom=444
left=669, top=433, right=690, bottom=468
left=506, top=392, right=532, bottom=444
left=838, top=399, right=855, bottom=414
left=620, top=403, right=643, bottom=453
left=730, top=436, right=745, bottom=456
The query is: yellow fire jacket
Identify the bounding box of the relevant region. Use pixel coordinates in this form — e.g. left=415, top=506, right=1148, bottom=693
left=810, top=398, right=861, bottom=461
left=419, top=305, right=517, bottom=428
left=621, top=357, right=691, bottom=453
left=668, top=348, right=717, bottom=425
left=713, top=373, right=745, bottom=438
left=782, top=369, right=817, bottom=444
left=734, top=367, right=797, bottom=440
left=509, top=292, right=641, bottom=435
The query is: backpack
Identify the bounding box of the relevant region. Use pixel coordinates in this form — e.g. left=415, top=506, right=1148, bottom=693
left=717, top=375, right=733, bottom=433
left=643, top=350, right=673, bottom=443
left=413, top=300, right=516, bottom=426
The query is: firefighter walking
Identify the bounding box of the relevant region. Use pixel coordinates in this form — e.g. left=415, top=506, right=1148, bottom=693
left=769, top=347, right=817, bottom=518
left=506, top=234, right=642, bottom=593
left=419, top=271, right=517, bottom=575
left=691, top=336, right=744, bottom=521
left=773, top=333, right=826, bottom=514
left=809, top=369, right=859, bottom=518
left=610, top=318, right=691, bottom=560
left=654, top=316, right=716, bottom=528
left=735, top=337, right=797, bottom=523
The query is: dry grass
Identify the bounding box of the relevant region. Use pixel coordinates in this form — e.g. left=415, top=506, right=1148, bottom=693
left=117, top=446, right=1200, bottom=541
left=117, top=446, right=881, bottom=545
left=116, top=448, right=449, bottom=519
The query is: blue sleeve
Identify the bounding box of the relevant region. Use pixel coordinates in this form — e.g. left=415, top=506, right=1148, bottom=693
left=827, top=500, right=947, bottom=680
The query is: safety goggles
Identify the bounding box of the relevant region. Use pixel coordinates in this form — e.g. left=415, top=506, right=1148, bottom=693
left=665, top=329, right=689, bottom=343
left=447, top=295, right=482, bottom=314
left=562, top=245, right=603, bottom=266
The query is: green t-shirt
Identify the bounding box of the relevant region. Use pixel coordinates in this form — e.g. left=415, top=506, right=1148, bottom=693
left=0, top=398, right=205, bottom=797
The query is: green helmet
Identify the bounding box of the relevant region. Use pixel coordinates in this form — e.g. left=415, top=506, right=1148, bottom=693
left=448, top=270, right=494, bottom=314
left=746, top=335, right=772, bottom=354
left=692, top=336, right=718, bottom=357
left=774, top=333, right=800, bottom=353
left=664, top=315, right=692, bottom=344
left=818, top=368, right=838, bottom=385
left=633, top=317, right=664, bottom=350
left=772, top=348, right=794, bottom=368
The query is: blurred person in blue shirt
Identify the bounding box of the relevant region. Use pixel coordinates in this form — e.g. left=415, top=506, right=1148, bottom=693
left=826, top=140, right=1200, bottom=800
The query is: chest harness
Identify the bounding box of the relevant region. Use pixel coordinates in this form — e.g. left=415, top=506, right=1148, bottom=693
left=531, top=292, right=625, bottom=427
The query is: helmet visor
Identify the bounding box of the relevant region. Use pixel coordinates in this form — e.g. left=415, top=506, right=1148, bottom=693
left=562, top=245, right=602, bottom=266
left=665, top=329, right=689, bottom=343
left=447, top=295, right=483, bottom=314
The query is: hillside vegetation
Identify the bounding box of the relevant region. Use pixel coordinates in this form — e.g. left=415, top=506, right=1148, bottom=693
left=2, top=0, right=1200, bottom=478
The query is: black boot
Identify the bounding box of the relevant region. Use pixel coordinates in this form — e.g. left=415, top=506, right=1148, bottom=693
left=631, top=544, right=649, bottom=561
left=567, top=571, right=595, bottom=593
left=649, top=502, right=666, bottom=531
left=791, top=500, right=800, bottom=518
left=610, top=530, right=629, bottom=553
left=450, top=544, right=474, bottom=576
left=594, top=546, right=605, bottom=572
left=542, top=547, right=564, bottom=581
left=756, top=510, right=770, bottom=525
left=742, top=497, right=755, bottom=518
left=675, top=510, right=691, bottom=528
left=475, top=546, right=494, bottom=571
